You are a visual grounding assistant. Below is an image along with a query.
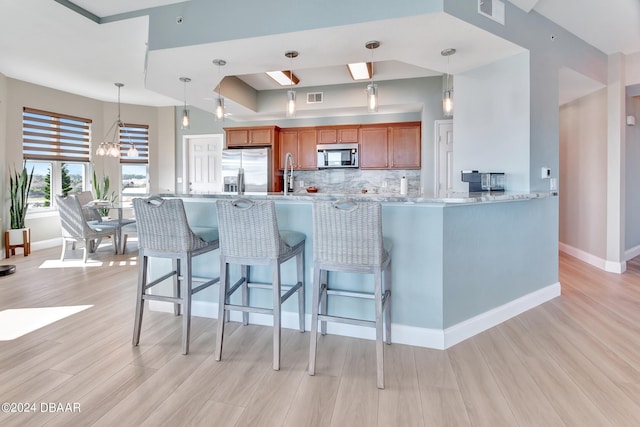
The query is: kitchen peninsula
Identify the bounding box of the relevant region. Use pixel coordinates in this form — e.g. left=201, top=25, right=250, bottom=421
left=148, top=190, right=559, bottom=350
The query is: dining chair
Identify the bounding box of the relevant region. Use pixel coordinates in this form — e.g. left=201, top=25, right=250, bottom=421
left=55, top=193, right=118, bottom=262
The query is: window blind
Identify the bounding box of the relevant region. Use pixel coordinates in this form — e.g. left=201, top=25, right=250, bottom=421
left=22, top=107, right=91, bottom=162
left=120, top=123, right=149, bottom=164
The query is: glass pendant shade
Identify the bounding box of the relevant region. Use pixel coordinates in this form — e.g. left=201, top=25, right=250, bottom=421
left=127, top=144, right=139, bottom=157
left=367, top=83, right=378, bottom=113
left=286, top=90, right=296, bottom=118
left=441, top=48, right=456, bottom=117
left=215, top=97, right=224, bottom=121
left=181, top=108, right=190, bottom=129
left=443, top=88, right=453, bottom=117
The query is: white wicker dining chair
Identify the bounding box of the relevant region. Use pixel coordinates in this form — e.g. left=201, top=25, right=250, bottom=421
left=56, top=193, right=118, bottom=262
left=132, top=196, right=219, bottom=355
left=309, top=200, right=392, bottom=388
left=214, top=198, right=305, bottom=371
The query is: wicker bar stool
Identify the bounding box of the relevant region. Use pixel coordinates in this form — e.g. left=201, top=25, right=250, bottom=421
left=215, top=198, right=305, bottom=370
left=309, top=200, right=391, bottom=388
left=132, top=196, right=220, bottom=355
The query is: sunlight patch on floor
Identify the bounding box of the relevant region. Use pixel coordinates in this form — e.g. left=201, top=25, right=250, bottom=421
left=39, top=259, right=103, bottom=268
left=0, top=305, right=93, bottom=340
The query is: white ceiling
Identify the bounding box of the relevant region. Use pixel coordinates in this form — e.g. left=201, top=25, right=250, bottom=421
left=0, top=0, right=637, bottom=120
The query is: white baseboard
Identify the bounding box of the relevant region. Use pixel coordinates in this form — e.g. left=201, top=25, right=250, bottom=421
left=558, top=242, right=627, bottom=273
left=559, top=242, right=607, bottom=270
left=442, top=282, right=561, bottom=349
left=149, top=282, right=560, bottom=350
left=31, top=238, right=63, bottom=252
left=625, top=244, right=640, bottom=261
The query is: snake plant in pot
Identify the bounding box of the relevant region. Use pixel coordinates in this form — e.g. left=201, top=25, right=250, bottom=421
left=9, top=162, right=34, bottom=230
left=7, top=162, right=34, bottom=255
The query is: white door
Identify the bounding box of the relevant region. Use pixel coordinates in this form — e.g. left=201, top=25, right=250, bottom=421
left=185, top=135, right=223, bottom=194
left=435, top=120, right=454, bottom=194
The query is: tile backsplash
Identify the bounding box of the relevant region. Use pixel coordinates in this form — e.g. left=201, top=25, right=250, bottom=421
left=291, top=169, right=421, bottom=195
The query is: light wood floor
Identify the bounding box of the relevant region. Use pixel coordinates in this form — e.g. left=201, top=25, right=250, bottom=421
left=2, top=244, right=640, bottom=426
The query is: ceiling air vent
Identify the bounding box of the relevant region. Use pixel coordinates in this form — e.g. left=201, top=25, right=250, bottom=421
left=307, top=92, right=323, bottom=104
left=478, top=0, right=505, bottom=25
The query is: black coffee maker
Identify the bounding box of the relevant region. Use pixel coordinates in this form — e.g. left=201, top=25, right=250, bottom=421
left=461, top=171, right=505, bottom=192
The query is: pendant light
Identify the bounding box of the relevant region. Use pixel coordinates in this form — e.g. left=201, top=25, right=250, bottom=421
left=284, top=51, right=298, bottom=118
left=212, top=59, right=226, bottom=121
left=441, top=48, right=456, bottom=117
left=365, top=41, right=380, bottom=113
left=179, top=77, right=191, bottom=129
left=96, top=83, right=125, bottom=158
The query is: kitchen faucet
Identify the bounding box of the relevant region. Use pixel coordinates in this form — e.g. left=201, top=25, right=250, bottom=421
left=284, top=152, right=294, bottom=195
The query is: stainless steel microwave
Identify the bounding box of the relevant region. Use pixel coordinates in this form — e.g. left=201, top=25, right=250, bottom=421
left=317, top=143, right=358, bottom=168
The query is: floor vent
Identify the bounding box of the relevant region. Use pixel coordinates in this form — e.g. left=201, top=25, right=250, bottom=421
left=307, top=92, right=323, bottom=104
left=478, top=0, right=505, bottom=25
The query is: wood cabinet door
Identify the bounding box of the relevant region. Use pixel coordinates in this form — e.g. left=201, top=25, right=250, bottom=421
left=337, top=127, right=359, bottom=143
left=390, top=124, right=421, bottom=169
left=279, top=130, right=298, bottom=169
left=359, top=126, right=389, bottom=169
left=318, top=128, right=338, bottom=144
left=226, top=129, right=249, bottom=146
left=249, top=128, right=272, bottom=145
left=297, top=128, right=318, bottom=169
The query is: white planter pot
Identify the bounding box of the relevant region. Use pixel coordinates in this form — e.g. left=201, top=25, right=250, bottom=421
left=8, top=228, right=29, bottom=244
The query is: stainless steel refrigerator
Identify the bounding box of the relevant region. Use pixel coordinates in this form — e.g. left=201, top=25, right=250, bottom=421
left=221, top=147, right=271, bottom=193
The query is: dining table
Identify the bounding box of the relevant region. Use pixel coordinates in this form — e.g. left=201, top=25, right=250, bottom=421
left=83, top=201, right=135, bottom=255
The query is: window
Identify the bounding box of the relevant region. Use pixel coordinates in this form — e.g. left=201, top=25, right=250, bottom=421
left=120, top=123, right=149, bottom=200
left=22, top=108, right=91, bottom=210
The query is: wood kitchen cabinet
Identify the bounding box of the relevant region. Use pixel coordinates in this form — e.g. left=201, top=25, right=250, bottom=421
left=279, top=127, right=317, bottom=170
left=389, top=122, right=421, bottom=169
left=359, top=125, right=389, bottom=168
left=225, top=126, right=279, bottom=147
left=359, top=122, right=421, bottom=169
left=318, top=126, right=359, bottom=144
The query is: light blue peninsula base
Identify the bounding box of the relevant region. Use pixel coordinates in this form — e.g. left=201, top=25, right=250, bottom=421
left=147, top=192, right=560, bottom=349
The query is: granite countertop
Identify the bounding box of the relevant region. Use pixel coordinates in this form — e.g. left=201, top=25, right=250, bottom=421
left=166, top=190, right=554, bottom=205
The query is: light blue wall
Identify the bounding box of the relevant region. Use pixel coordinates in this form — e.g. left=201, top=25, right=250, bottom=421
left=442, top=197, right=558, bottom=327
left=142, top=0, right=444, bottom=50
left=165, top=196, right=556, bottom=332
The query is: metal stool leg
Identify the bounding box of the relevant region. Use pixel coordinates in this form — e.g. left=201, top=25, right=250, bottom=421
left=241, top=264, right=249, bottom=325
left=215, top=258, right=228, bottom=361
left=320, top=270, right=328, bottom=335
left=272, top=260, right=282, bottom=371
left=173, top=258, right=181, bottom=316
left=308, top=265, right=322, bottom=376
left=132, top=254, right=148, bottom=346
left=384, top=262, right=392, bottom=345
left=181, top=255, right=191, bottom=355
left=374, top=267, right=384, bottom=389
left=297, top=247, right=305, bottom=332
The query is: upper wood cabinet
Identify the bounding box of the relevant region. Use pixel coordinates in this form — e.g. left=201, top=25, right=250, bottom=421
left=359, top=126, right=389, bottom=169
left=389, top=123, right=421, bottom=169
left=225, top=126, right=279, bottom=147
left=359, top=122, right=421, bottom=169
left=318, top=126, right=359, bottom=144
left=279, top=127, right=317, bottom=170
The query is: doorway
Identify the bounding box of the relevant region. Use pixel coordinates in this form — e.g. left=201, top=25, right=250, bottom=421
left=434, top=119, right=453, bottom=195
left=182, top=134, right=224, bottom=194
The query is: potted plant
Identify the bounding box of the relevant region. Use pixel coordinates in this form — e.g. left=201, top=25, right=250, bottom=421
left=6, top=162, right=34, bottom=257
left=92, top=170, right=118, bottom=217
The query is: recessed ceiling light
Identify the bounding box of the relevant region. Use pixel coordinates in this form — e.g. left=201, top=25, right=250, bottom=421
left=266, top=70, right=300, bottom=86
left=347, top=62, right=372, bottom=80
